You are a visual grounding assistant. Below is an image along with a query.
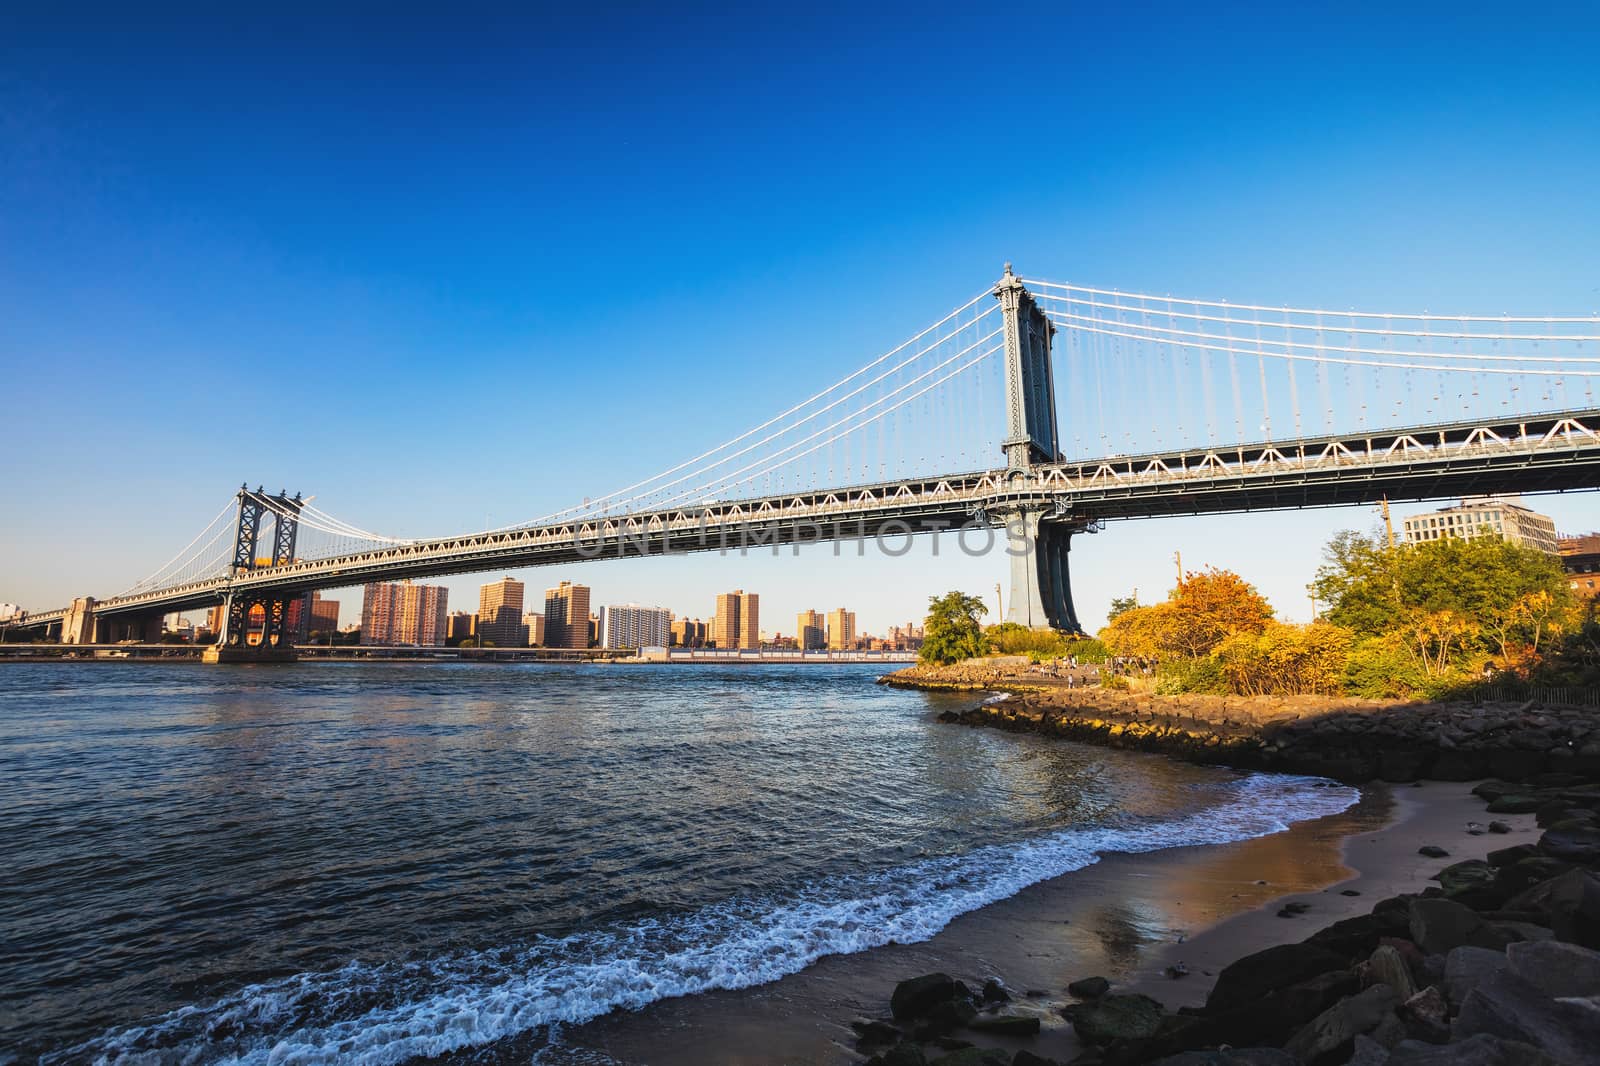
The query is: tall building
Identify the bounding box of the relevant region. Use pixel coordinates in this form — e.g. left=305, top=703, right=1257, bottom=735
left=544, top=581, right=591, bottom=649
left=671, top=617, right=707, bottom=647
left=361, top=581, right=448, bottom=645
left=523, top=612, right=545, bottom=646
left=712, top=589, right=760, bottom=649
left=604, top=604, right=672, bottom=649
left=478, top=576, right=529, bottom=647
left=796, top=609, right=825, bottom=650
left=304, top=591, right=340, bottom=640
left=827, top=607, right=856, bottom=650
left=1402, top=496, right=1559, bottom=554
left=446, top=611, right=478, bottom=645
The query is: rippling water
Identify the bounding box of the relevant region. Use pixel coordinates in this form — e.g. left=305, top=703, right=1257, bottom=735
left=0, top=662, right=1356, bottom=1064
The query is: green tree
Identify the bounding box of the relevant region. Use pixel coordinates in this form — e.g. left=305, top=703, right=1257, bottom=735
left=1106, top=593, right=1140, bottom=622
left=1313, top=531, right=1574, bottom=676
left=920, top=591, right=989, bottom=665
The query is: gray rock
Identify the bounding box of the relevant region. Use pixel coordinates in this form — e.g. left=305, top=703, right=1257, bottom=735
left=1436, top=860, right=1496, bottom=898
left=881, top=1043, right=930, bottom=1066
left=852, top=1019, right=904, bottom=1047
left=1506, top=937, right=1600, bottom=998
left=1408, top=898, right=1510, bottom=955
left=1361, top=945, right=1418, bottom=1001
left=1418, top=845, right=1451, bottom=858
left=1486, top=795, right=1543, bottom=814
left=1538, top=823, right=1600, bottom=863
left=1153, top=1050, right=1296, bottom=1065
left=1444, top=946, right=1509, bottom=1009
left=892, top=973, right=960, bottom=1020
left=1284, top=983, right=1402, bottom=1065
left=1454, top=968, right=1600, bottom=1063
left=1505, top=868, right=1600, bottom=949
left=1066, top=975, right=1110, bottom=999
left=1385, top=1033, right=1563, bottom=1064
left=1346, top=1034, right=1389, bottom=1066
left=1396, top=985, right=1449, bottom=1043
left=1010, top=1053, right=1059, bottom=1066
left=1060, top=992, right=1166, bottom=1046
left=929, top=1048, right=1009, bottom=1066
left=1206, top=942, right=1349, bottom=1013
left=965, top=1014, right=1040, bottom=1035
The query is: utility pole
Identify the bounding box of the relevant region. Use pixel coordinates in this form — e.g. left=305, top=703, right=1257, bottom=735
left=994, top=582, right=1003, bottom=621
left=1379, top=497, right=1395, bottom=550
left=1174, top=551, right=1184, bottom=584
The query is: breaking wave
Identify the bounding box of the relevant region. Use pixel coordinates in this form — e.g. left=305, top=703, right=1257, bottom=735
left=55, top=773, right=1356, bottom=1065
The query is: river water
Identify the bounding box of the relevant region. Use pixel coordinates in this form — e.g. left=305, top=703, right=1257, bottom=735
left=0, top=662, right=1357, bottom=1064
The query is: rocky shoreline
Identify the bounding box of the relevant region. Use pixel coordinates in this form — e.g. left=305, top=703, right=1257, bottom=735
left=837, top=662, right=1600, bottom=1064
left=844, top=777, right=1600, bottom=1066
left=879, top=661, right=1600, bottom=786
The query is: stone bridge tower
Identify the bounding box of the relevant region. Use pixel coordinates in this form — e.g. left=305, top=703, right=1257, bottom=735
left=994, top=264, right=1087, bottom=633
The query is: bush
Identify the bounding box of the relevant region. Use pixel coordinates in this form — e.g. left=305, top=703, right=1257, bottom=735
left=1154, top=657, right=1228, bottom=695
left=1215, top=622, right=1350, bottom=696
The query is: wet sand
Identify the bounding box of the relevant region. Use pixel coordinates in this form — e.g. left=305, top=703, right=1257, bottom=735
left=546, top=777, right=1535, bottom=1065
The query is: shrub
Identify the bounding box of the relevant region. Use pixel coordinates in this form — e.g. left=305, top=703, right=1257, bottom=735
left=1154, top=657, right=1227, bottom=695
left=1215, top=622, right=1351, bottom=696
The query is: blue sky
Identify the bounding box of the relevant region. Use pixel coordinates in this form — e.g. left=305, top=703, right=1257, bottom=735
left=4, top=5, right=1599, bottom=633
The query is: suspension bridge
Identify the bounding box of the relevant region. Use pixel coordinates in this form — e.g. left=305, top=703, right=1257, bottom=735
left=13, top=265, right=1600, bottom=661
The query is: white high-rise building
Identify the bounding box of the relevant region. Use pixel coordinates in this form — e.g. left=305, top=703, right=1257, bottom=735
left=1402, top=496, right=1559, bottom=554
left=603, top=604, right=672, bottom=649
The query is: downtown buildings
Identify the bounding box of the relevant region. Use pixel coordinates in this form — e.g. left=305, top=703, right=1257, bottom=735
left=825, top=607, right=856, bottom=650
left=360, top=581, right=448, bottom=645
left=1402, top=496, right=1559, bottom=553
left=544, top=580, right=592, bottom=649
left=795, top=609, right=825, bottom=651
left=478, top=576, right=529, bottom=647
left=712, top=589, right=759, bottom=650
left=603, top=604, right=672, bottom=649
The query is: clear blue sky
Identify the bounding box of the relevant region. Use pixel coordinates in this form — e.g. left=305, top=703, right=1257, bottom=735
left=4, top=5, right=1599, bottom=633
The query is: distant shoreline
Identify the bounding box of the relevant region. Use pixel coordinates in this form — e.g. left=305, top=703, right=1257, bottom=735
left=0, top=643, right=916, bottom=665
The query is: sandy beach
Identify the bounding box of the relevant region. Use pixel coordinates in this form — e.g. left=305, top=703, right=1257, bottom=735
left=553, top=767, right=1535, bottom=1065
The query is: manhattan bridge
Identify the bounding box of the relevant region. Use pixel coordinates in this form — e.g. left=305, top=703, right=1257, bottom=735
left=15, top=266, right=1600, bottom=661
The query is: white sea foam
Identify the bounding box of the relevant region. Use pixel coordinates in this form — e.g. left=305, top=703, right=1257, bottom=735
left=57, top=774, right=1357, bottom=1066
left=980, top=691, right=1013, bottom=705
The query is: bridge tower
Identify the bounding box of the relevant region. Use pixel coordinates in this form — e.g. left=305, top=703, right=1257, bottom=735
left=204, top=485, right=303, bottom=664
left=994, top=265, right=1088, bottom=633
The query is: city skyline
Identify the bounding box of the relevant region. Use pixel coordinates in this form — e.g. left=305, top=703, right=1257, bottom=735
left=4, top=9, right=1599, bottom=633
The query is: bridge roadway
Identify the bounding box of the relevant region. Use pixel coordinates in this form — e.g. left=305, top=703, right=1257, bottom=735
left=18, top=409, right=1600, bottom=627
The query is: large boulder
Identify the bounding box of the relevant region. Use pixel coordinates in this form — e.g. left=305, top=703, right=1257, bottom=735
left=928, top=1048, right=1009, bottom=1066
left=1484, top=843, right=1538, bottom=868
left=1384, top=1033, right=1563, bottom=1064
left=892, top=973, right=961, bottom=1021
left=1504, top=868, right=1600, bottom=948
left=1359, top=945, right=1417, bottom=1001
left=1537, top=822, right=1600, bottom=864
left=1205, top=942, right=1348, bottom=1013
left=1505, top=937, right=1600, bottom=998
left=1305, top=911, right=1411, bottom=959
left=1061, top=993, right=1167, bottom=1046
left=1152, top=1051, right=1296, bottom=1065
left=1454, top=968, right=1600, bottom=1063
left=1067, top=975, right=1110, bottom=999
left=1283, top=983, right=1402, bottom=1066
left=1407, top=898, right=1510, bottom=955
left=1443, top=945, right=1509, bottom=1010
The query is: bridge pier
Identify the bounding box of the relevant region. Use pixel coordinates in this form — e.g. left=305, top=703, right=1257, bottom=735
left=1002, top=506, right=1086, bottom=634
left=61, top=597, right=97, bottom=644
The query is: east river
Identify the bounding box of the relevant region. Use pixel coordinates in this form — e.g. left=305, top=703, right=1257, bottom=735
left=0, top=662, right=1356, bottom=1064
